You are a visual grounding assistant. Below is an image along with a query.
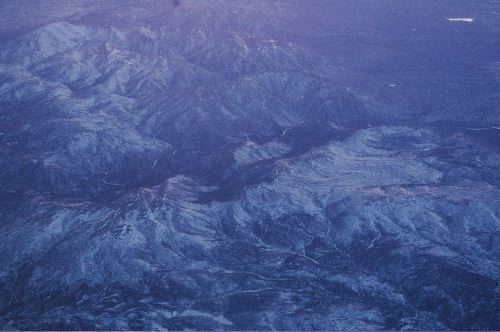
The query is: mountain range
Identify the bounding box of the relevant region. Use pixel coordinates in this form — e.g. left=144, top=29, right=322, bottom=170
left=0, top=0, right=499, bottom=330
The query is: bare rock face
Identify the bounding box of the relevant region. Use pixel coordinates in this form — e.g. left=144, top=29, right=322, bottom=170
left=0, top=0, right=499, bottom=330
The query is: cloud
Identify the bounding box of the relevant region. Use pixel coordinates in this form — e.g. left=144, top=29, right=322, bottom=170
left=446, top=17, right=475, bottom=23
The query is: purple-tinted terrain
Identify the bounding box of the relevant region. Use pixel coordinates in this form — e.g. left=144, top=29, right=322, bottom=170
left=0, top=1, right=499, bottom=330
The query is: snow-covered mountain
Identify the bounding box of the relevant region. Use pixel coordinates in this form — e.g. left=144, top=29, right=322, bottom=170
left=0, top=0, right=499, bottom=330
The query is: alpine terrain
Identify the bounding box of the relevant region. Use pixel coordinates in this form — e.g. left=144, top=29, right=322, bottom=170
left=0, top=0, right=499, bottom=330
